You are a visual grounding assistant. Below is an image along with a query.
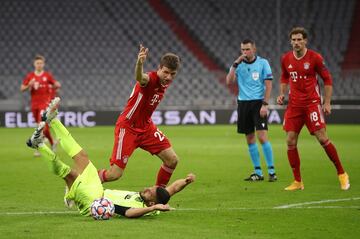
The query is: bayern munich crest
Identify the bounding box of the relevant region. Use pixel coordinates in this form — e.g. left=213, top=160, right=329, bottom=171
left=304, top=62, right=310, bottom=70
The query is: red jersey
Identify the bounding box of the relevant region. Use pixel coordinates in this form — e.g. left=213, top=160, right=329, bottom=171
left=23, top=71, right=57, bottom=109
left=116, top=71, right=170, bottom=132
left=280, top=49, right=332, bottom=107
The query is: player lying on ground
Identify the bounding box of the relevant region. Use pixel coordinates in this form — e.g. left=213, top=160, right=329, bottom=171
left=26, top=97, right=195, bottom=219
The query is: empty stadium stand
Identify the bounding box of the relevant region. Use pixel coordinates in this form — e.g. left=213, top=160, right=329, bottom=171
left=165, top=0, right=359, bottom=100
left=0, top=0, right=358, bottom=111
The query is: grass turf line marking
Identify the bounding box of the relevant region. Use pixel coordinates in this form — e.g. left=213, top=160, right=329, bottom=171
left=3, top=198, right=360, bottom=216
left=4, top=206, right=360, bottom=216
left=4, top=211, right=78, bottom=215
left=175, top=206, right=360, bottom=211
left=273, top=197, right=360, bottom=209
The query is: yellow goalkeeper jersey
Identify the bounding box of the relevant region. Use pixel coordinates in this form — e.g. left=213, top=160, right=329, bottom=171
left=103, top=189, right=159, bottom=216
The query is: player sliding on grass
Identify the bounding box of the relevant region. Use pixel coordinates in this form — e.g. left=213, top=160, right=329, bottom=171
left=26, top=97, right=195, bottom=218
left=98, top=45, right=181, bottom=187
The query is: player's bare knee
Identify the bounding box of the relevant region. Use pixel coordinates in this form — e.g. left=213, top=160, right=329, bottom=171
left=286, top=138, right=297, bottom=146
left=258, top=136, right=268, bottom=144
left=165, top=154, right=178, bottom=168
left=317, top=136, right=329, bottom=145
left=246, top=133, right=256, bottom=144
left=286, top=140, right=296, bottom=147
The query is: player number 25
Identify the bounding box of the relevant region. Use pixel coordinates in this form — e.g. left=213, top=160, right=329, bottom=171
left=154, top=129, right=165, bottom=142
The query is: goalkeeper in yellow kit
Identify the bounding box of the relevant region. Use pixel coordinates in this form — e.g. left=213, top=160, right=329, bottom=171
left=26, top=97, right=195, bottom=218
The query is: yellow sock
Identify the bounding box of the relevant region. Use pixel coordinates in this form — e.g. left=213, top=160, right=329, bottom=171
left=50, top=119, right=82, bottom=158
left=38, top=144, right=71, bottom=178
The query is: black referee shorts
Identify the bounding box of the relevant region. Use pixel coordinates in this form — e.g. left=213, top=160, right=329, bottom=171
left=237, top=100, right=268, bottom=135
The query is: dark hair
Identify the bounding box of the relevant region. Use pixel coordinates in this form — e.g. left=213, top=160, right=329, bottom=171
left=34, top=54, right=45, bottom=62
left=156, top=187, right=170, bottom=204
left=289, top=27, right=308, bottom=39
left=241, top=39, right=255, bottom=46
left=160, top=53, right=181, bottom=71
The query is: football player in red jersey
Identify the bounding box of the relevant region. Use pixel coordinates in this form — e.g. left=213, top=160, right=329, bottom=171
left=277, top=27, right=349, bottom=191
left=98, top=45, right=181, bottom=187
left=21, top=55, right=61, bottom=156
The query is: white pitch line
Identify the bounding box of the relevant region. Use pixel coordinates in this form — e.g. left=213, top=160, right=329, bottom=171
left=273, top=197, right=360, bottom=209
left=296, top=206, right=360, bottom=209
left=174, top=207, right=268, bottom=211
left=4, top=211, right=77, bottom=216
left=3, top=198, right=360, bottom=216
left=174, top=205, right=360, bottom=211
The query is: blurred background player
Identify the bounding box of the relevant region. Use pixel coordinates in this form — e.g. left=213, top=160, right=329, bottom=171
left=226, top=39, right=277, bottom=182
left=98, top=45, right=181, bottom=187
left=20, top=55, right=61, bottom=156
left=277, top=27, right=350, bottom=191
left=26, top=97, right=195, bottom=218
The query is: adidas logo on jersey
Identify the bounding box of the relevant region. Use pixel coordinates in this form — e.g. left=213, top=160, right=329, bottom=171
left=288, top=64, right=293, bottom=69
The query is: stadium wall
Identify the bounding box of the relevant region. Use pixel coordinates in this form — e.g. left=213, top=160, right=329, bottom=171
left=1, top=108, right=359, bottom=128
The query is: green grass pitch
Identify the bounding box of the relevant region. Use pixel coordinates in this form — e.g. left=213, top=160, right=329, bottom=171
left=0, top=125, right=359, bottom=238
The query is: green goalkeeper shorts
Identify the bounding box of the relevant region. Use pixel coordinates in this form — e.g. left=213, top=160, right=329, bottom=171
left=65, top=162, right=104, bottom=216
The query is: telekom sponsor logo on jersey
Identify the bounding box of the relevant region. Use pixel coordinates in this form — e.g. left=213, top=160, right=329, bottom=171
left=150, top=94, right=160, bottom=105
left=289, top=71, right=309, bottom=82
left=289, top=71, right=298, bottom=82
left=33, top=81, right=40, bottom=90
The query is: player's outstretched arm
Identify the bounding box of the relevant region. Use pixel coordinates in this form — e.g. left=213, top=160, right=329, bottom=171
left=135, top=44, right=150, bottom=86
left=124, top=204, right=170, bottom=218
left=166, top=173, right=196, bottom=197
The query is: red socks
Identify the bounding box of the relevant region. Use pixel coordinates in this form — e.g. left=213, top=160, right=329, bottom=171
left=156, top=164, right=174, bottom=187
left=321, top=140, right=345, bottom=175
left=287, top=140, right=345, bottom=182
left=287, top=145, right=302, bottom=182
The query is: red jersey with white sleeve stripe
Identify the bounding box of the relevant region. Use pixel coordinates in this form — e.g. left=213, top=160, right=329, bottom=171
left=116, top=71, right=170, bottom=132
left=280, top=49, right=332, bottom=107
left=22, top=71, right=57, bottom=109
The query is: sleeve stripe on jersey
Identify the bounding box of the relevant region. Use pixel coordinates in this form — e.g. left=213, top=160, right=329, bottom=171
left=116, top=128, right=126, bottom=160
left=126, top=92, right=143, bottom=119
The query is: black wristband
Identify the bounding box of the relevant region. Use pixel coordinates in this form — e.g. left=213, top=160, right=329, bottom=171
left=114, top=204, right=131, bottom=216
left=232, top=62, right=239, bottom=68
left=262, top=101, right=269, bottom=106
